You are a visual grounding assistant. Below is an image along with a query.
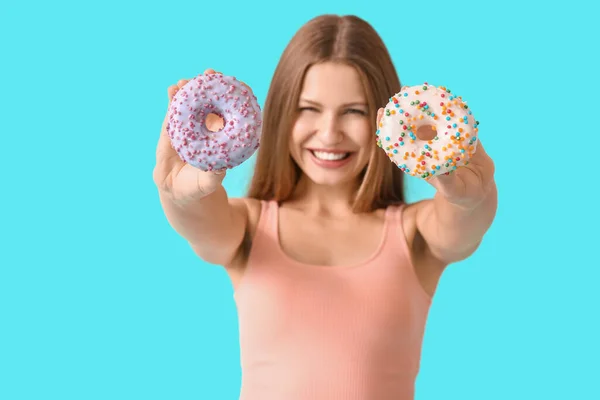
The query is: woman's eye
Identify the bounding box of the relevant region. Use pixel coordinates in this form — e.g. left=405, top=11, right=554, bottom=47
left=298, top=107, right=365, bottom=115
left=346, top=109, right=366, bottom=115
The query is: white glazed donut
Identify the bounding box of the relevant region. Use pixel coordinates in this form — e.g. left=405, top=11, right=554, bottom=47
left=376, top=83, right=479, bottom=180
left=166, top=73, right=262, bottom=171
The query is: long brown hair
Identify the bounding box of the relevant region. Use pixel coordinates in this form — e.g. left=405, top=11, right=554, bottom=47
left=247, top=14, right=405, bottom=212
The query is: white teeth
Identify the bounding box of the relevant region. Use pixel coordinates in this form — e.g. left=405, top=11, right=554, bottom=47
left=313, top=151, right=348, bottom=161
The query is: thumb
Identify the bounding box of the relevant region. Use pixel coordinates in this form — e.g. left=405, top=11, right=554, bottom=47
left=193, top=168, right=228, bottom=199
left=429, top=170, right=455, bottom=189
left=211, top=169, right=228, bottom=187
left=199, top=168, right=227, bottom=186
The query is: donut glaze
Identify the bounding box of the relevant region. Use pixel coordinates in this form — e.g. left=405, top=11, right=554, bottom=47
left=166, top=73, right=262, bottom=171
left=377, top=83, right=479, bottom=180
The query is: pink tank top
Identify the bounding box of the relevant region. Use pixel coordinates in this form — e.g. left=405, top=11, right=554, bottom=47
left=233, top=200, right=433, bottom=400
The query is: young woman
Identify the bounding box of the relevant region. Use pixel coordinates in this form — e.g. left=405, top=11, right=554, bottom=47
left=154, top=14, right=497, bottom=400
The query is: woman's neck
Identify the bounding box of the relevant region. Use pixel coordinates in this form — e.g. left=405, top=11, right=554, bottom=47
left=286, top=175, right=360, bottom=217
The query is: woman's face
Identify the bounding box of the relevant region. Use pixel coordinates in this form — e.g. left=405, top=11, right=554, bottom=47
left=290, top=62, right=373, bottom=187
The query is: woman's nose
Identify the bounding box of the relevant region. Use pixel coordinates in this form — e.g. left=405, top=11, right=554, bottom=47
left=317, top=113, right=343, bottom=145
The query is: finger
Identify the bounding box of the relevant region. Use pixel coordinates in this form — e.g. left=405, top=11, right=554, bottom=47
left=467, top=139, right=491, bottom=167
left=206, top=113, right=225, bottom=131
left=376, top=107, right=384, bottom=126
left=169, top=80, right=190, bottom=105
left=156, top=112, right=184, bottom=171
left=472, top=139, right=487, bottom=158
left=468, top=139, right=496, bottom=184
left=239, top=80, right=254, bottom=94
left=167, top=85, right=178, bottom=101
left=203, top=69, right=252, bottom=93
left=430, top=169, right=457, bottom=187
left=158, top=88, right=184, bottom=168
left=158, top=112, right=174, bottom=153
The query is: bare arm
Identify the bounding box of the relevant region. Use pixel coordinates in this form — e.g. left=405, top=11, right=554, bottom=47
left=374, top=107, right=497, bottom=264
left=415, top=183, right=497, bottom=264
left=154, top=72, right=249, bottom=266
left=158, top=188, right=248, bottom=266
left=415, top=142, right=497, bottom=264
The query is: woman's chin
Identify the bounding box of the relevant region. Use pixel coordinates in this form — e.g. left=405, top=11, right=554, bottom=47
left=302, top=167, right=358, bottom=187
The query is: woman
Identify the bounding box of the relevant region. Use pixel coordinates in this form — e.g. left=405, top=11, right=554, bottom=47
left=154, top=14, right=497, bottom=400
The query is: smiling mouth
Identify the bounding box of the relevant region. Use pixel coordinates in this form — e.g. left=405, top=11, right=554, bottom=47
left=310, top=150, right=351, bottom=161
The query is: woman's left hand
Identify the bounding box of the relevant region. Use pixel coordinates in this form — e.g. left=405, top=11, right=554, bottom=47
left=376, top=107, right=496, bottom=209
left=427, top=139, right=495, bottom=209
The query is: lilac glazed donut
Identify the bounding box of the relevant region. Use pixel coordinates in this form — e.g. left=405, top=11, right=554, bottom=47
left=166, top=73, right=262, bottom=171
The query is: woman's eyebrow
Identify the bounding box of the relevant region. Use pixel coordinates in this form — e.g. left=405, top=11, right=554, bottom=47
left=299, top=98, right=367, bottom=107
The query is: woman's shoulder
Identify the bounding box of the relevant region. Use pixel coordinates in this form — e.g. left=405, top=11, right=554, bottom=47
left=230, top=196, right=262, bottom=211
left=239, top=196, right=266, bottom=216
left=231, top=197, right=268, bottom=245
left=372, top=201, right=419, bottom=254
left=224, top=197, right=265, bottom=273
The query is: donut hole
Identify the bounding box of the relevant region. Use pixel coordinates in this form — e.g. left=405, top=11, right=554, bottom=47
left=205, top=113, right=225, bottom=132
left=416, top=125, right=437, bottom=141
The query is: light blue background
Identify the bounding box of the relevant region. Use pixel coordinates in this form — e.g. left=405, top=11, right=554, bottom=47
left=1, top=0, right=598, bottom=398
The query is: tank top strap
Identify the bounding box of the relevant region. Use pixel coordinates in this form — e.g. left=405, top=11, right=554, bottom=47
left=243, top=200, right=279, bottom=274
left=248, top=200, right=279, bottom=252
left=382, top=203, right=410, bottom=253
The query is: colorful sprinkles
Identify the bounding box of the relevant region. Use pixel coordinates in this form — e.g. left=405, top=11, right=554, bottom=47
left=376, top=83, right=479, bottom=180
left=166, top=73, right=262, bottom=171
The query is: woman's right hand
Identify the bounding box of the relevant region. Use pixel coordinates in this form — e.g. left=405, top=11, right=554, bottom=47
left=153, top=68, right=235, bottom=206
